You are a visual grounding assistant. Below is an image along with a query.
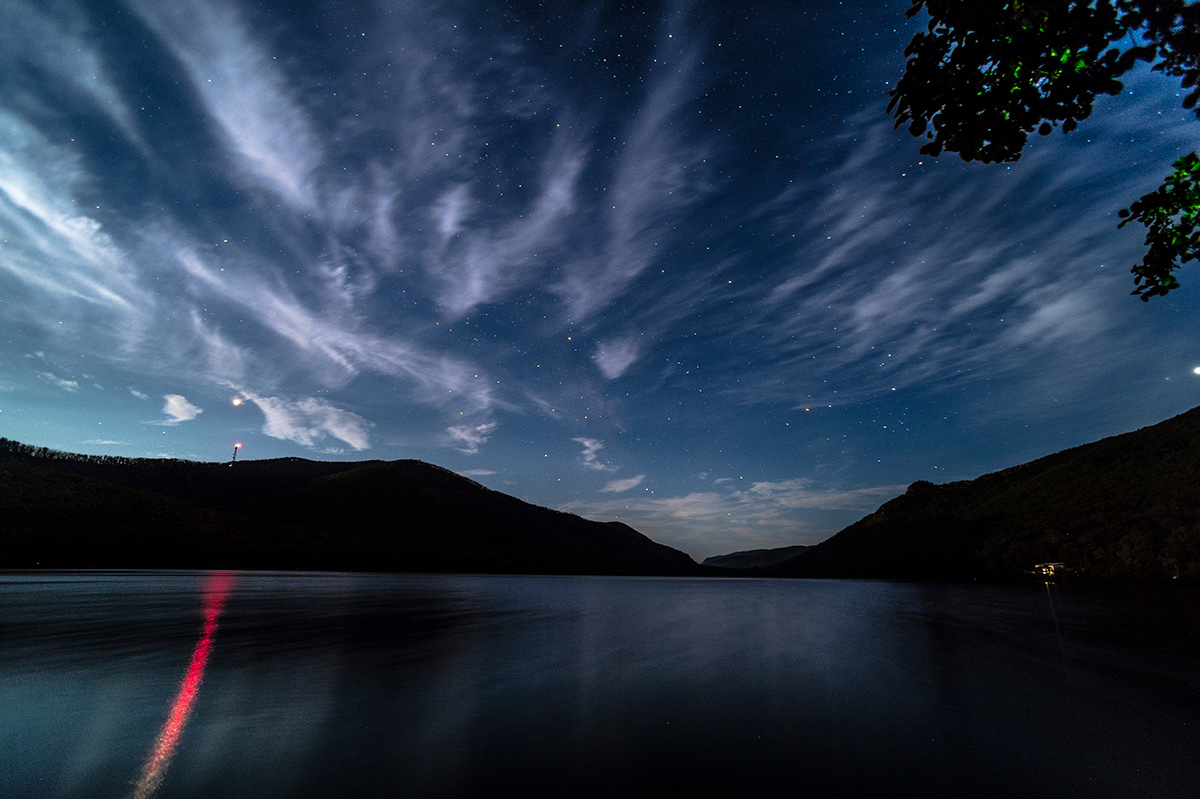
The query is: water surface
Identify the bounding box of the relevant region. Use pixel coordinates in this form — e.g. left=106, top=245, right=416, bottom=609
left=2, top=571, right=1197, bottom=797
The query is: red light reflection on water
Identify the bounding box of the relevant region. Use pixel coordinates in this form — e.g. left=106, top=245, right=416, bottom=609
left=132, top=572, right=235, bottom=799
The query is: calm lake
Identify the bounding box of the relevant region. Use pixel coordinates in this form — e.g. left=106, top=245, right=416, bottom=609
left=2, top=571, right=1197, bottom=798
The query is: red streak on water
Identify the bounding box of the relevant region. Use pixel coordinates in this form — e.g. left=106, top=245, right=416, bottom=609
left=132, top=572, right=235, bottom=799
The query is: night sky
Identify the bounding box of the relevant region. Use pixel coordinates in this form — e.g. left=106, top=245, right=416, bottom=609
left=2, top=0, right=1197, bottom=559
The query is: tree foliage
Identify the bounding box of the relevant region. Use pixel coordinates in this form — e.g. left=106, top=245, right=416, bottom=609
left=1119, top=150, right=1200, bottom=298
left=889, top=0, right=1200, bottom=297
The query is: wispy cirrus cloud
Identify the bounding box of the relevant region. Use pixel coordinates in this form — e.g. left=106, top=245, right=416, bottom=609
left=128, top=0, right=319, bottom=210
left=187, top=312, right=252, bottom=386
left=573, top=437, right=617, bottom=472
left=176, top=248, right=498, bottom=416
left=38, top=372, right=80, bottom=393
left=601, top=474, right=644, bottom=493
left=742, top=479, right=905, bottom=511
left=704, top=75, right=1197, bottom=418
left=0, top=2, right=145, bottom=151
left=0, top=111, right=147, bottom=322
left=555, top=25, right=712, bottom=321
left=448, top=422, right=498, bottom=455
left=430, top=145, right=584, bottom=317
left=3, top=1, right=715, bottom=459
left=238, top=390, right=370, bottom=450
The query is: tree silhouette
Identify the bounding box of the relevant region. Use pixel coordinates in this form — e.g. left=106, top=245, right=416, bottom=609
left=1119, top=150, right=1200, bottom=298
left=888, top=0, right=1199, bottom=299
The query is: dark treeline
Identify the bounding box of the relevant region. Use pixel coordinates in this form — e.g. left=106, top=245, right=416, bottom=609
left=0, top=441, right=698, bottom=576
left=0, top=438, right=180, bottom=466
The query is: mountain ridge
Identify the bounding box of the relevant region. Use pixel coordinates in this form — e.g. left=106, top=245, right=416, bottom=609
left=0, top=439, right=699, bottom=576
left=768, top=405, right=1200, bottom=582
left=701, top=545, right=810, bottom=571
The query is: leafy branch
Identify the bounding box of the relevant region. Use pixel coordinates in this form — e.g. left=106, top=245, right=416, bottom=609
left=889, top=0, right=1199, bottom=298
left=1119, top=151, right=1200, bottom=299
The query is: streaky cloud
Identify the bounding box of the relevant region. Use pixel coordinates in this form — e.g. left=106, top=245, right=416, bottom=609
left=38, top=372, right=80, bottom=393
left=239, top=390, right=371, bottom=450
left=0, top=2, right=147, bottom=152
left=555, top=17, right=712, bottom=321
left=601, top=474, right=644, bottom=493
left=431, top=144, right=584, bottom=317
left=176, top=248, right=497, bottom=416
left=728, top=91, right=1191, bottom=413
left=128, top=0, right=319, bottom=210
left=448, top=422, right=498, bottom=455
left=0, top=111, right=146, bottom=318
left=573, top=437, right=617, bottom=472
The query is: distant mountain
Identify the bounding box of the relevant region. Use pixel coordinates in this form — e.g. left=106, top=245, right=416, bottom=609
left=779, top=406, right=1200, bottom=582
left=701, top=545, right=809, bottom=571
left=0, top=440, right=698, bottom=576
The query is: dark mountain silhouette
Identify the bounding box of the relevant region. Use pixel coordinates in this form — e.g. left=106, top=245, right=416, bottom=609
left=775, top=405, right=1200, bottom=582
left=0, top=440, right=698, bottom=575
left=701, top=545, right=809, bottom=572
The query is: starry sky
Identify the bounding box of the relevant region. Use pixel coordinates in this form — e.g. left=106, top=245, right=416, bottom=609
left=2, top=0, right=1198, bottom=559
